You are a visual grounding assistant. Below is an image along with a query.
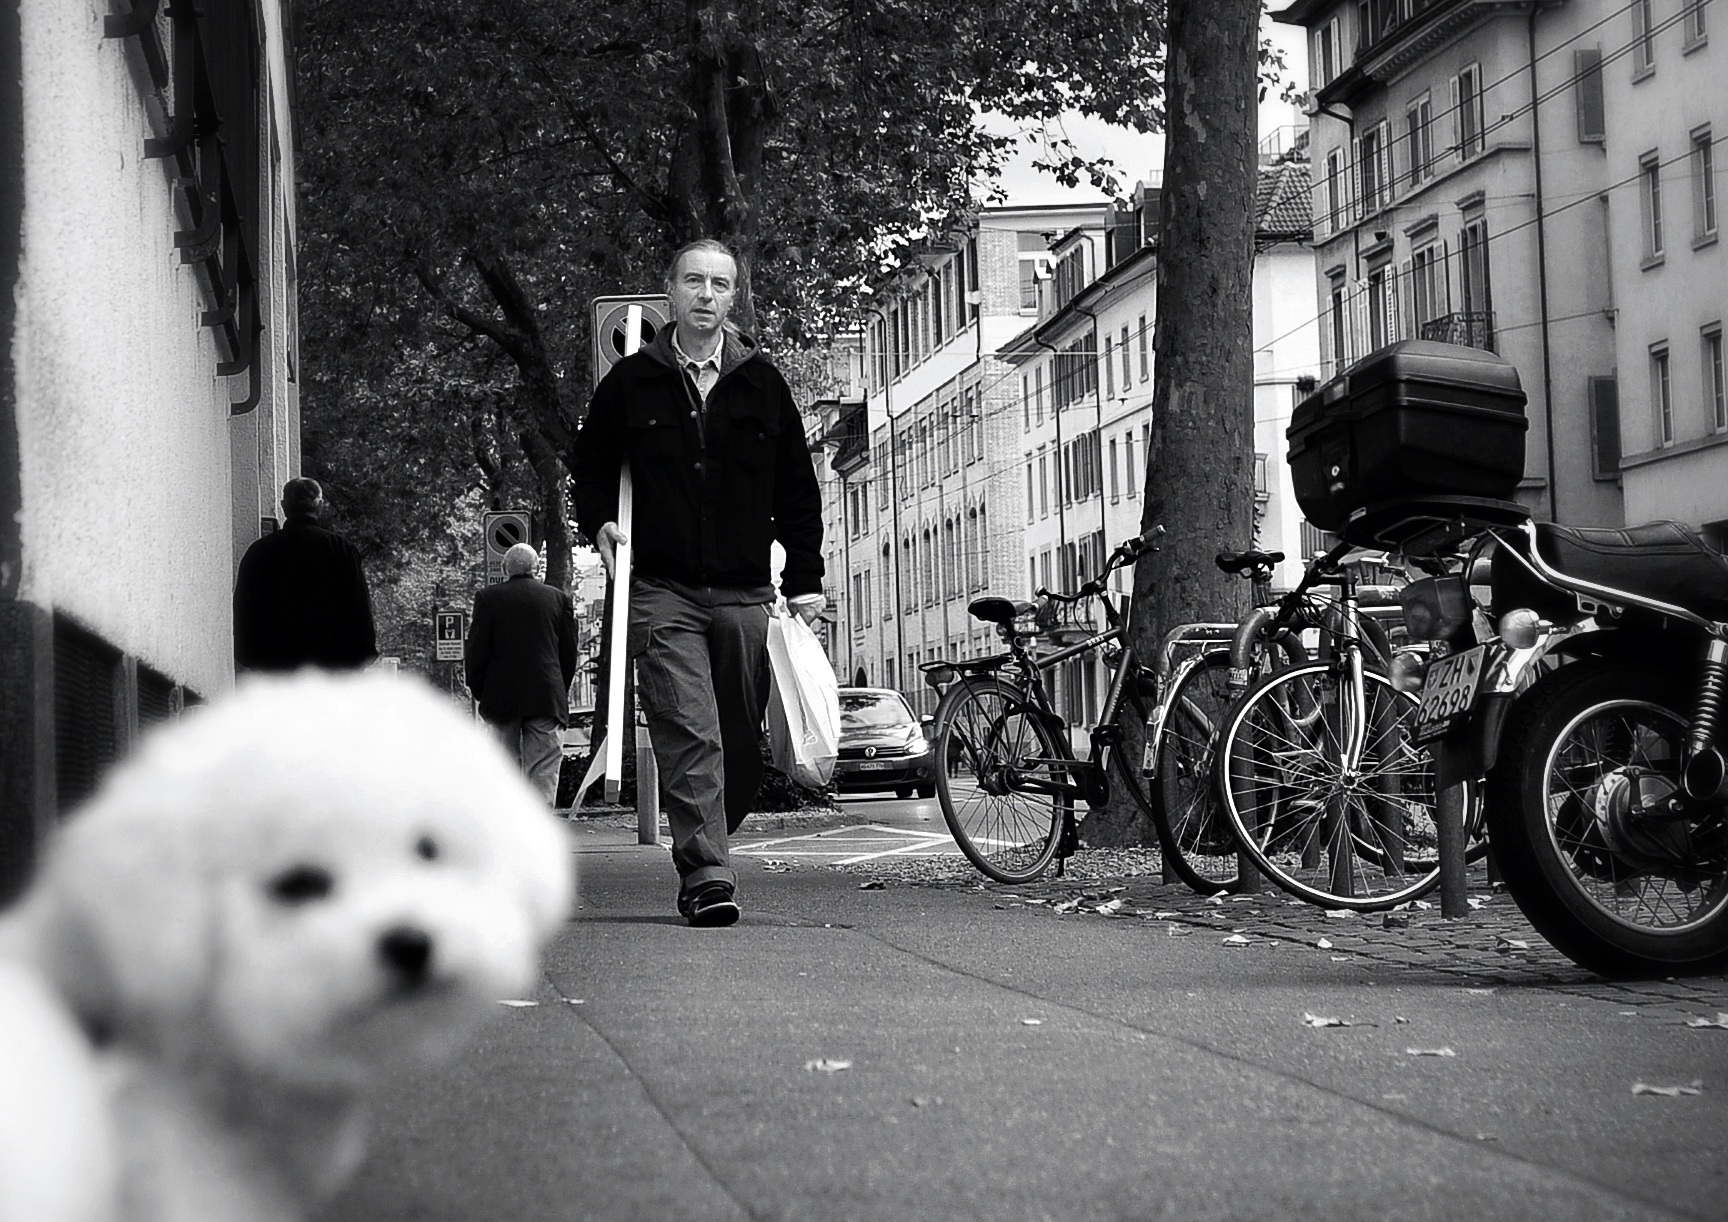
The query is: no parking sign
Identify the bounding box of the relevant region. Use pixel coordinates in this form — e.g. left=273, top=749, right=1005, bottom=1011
left=482, top=510, right=531, bottom=584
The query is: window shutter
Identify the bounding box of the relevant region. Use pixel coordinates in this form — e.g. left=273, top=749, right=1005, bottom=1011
left=1449, top=76, right=1461, bottom=162
left=1574, top=48, right=1605, bottom=143
left=1440, top=239, right=1453, bottom=314
left=1398, top=258, right=1414, bottom=341
left=1353, top=279, right=1371, bottom=361
left=1589, top=376, right=1622, bottom=478
left=1351, top=136, right=1362, bottom=221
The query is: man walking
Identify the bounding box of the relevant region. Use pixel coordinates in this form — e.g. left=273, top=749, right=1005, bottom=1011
left=465, top=543, right=579, bottom=805
left=233, top=478, right=377, bottom=673
left=571, top=239, right=824, bottom=927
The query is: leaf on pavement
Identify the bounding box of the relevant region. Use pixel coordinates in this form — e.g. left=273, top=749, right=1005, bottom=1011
left=1464, top=987, right=1496, bottom=995
left=566, top=998, right=585, bottom=1005
left=1382, top=913, right=1410, bottom=929
left=1414, top=900, right=1434, bottom=910
left=1154, top=910, right=1182, bottom=919
left=857, top=879, right=887, bottom=890
left=1302, top=1012, right=1351, bottom=1028
left=1021, top=1018, right=1044, bottom=1026
left=1166, top=924, right=1193, bottom=937
left=1633, top=1080, right=1704, bottom=1097
left=910, top=1095, right=944, bottom=1107
left=1405, top=1047, right=1457, bottom=1057
left=1330, top=955, right=1354, bottom=962
left=1324, top=909, right=1358, bottom=920
left=805, top=1058, right=853, bottom=1073
left=1093, top=898, right=1126, bottom=916
left=1221, top=933, right=1252, bottom=947
left=1467, top=896, right=1489, bottom=909
left=761, top=859, right=796, bottom=873
left=1495, top=936, right=1530, bottom=953
left=497, top=999, right=539, bottom=1008
left=1684, top=1014, right=1728, bottom=1029
left=1394, top=1015, right=1409, bottom=1024
left=1052, top=899, right=1083, bottom=914
left=1315, top=937, right=1334, bottom=949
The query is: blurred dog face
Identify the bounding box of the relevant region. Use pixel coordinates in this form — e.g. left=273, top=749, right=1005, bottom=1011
left=27, top=672, right=572, bottom=1087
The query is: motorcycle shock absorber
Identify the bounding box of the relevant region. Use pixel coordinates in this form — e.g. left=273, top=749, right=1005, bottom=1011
left=1682, top=636, right=1728, bottom=800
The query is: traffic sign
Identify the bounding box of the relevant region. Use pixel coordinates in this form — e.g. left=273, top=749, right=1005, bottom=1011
left=591, top=295, right=671, bottom=387
left=482, top=509, right=531, bottom=584
left=434, top=609, right=467, bottom=661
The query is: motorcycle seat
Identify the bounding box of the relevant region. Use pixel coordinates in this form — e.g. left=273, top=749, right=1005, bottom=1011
left=1216, top=549, right=1284, bottom=576
left=1534, top=520, right=1728, bottom=619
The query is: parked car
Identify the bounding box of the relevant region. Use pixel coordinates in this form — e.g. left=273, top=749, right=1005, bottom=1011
left=833, top=688, right=934, bottom=799
left=559, top=707, right=595, bottom=757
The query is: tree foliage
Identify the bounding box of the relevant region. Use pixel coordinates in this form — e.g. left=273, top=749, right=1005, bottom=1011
left=294, top=0, right=1167, bottom=634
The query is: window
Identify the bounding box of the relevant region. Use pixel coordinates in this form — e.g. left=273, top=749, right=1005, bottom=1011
left=1685, top=0, right=1709, bottom=46
left=1633, top=0, right=1656, bottom=74
left=1453, top=64, right=1484, bottom=159
left=1124, top=430, right=1137, bottom=498
left=1459, top=217, right=1494, bottom=340
left=1038, top=453, right=1049, bottom=517
left=1325, top=149, right=1345, bottom=230
left=1026, top=463, right=1035, bottom=521
left=1588, top=376, right=1621, bottom=479
left=1406, top=97, right=1433, bottom=187
left=1653, top=344, right=1674, bottom=445
left=1034, top=366, right=1045, bottom=424
left=922, top=527, right=935, bottom=606
left=1104, top=335, right=1116, bottom=397
left=1109, top=438, right=1120, bottom=501
left=1706, top=325, right=1726, bottom=432
left=1367, top=265, right=1392, bottom=351
left=1120, top=325, right=1131, bottom=388
left=1315, top=16, right=1339, bottom=86
left=1411, top=243, right=1444, bottom=331
left=881, top=545, right=891, bottom=615
left=932, top=274, right=945, bottom=347
left=1575, top=48, right=1605, bottom=143
left=1641, top=150, right=1665, bottom=260
left=1329, top=278, right=1349, bottom=369
left=1018, top=233, right=1047, bottom=311
left=1137, top=315, right=1149, bottom=381
left=970, top=386, right=984, bottom=460
left=1358, top=122, right=1387, bottom=214
left=1694, top=128, right=1718, bottom=241
left=1022, top=375, right=1031, bottom=431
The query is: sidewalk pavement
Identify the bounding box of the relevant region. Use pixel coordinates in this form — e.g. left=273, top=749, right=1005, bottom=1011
left=317, top=820, right=1728, bottom=1222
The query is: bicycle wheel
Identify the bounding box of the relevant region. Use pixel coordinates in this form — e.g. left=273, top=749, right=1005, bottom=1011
left=1217, top=660, right=1468, bottom=910
left=934, top=675, right=1071, bottom=884
left=1146, top=652, right=1242, bottom=894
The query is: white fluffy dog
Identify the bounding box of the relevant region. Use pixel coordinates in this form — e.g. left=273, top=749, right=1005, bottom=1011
left=0, top=671, right=574, bottom=1222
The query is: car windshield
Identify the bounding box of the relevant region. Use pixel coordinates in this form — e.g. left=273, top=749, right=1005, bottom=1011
left=839, top=692, right=914, bottom=731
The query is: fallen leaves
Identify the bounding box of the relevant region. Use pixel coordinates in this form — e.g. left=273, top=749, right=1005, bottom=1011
left=1494, top=936, right=1530, bottom=953
left=1684, top=1013, right=1728, bottom=1029
left=1405, top=1047, right=1457, bottom=1057
left=1315, top=937, right=1334, bottom=949
left=805, top=1058, right=853, bottom=1073
left=1021, top=1018, right=1044, bottom=1026
left=857, top=878, right=886, bottom=890
left=1302, top=1012, right=1352, bottom=1028
left=1221, top=933, right=1252, bottom=947
left=760, top=859, right=796, bottom=874
left=498, top=999, right=539, bottom=1008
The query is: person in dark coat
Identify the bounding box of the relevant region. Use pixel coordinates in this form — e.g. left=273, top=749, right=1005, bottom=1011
left=465, top=543, right=579, bottom=804
left=233, top=478, right=377, bottom=673
left=570, top=238, right=825, bottom=928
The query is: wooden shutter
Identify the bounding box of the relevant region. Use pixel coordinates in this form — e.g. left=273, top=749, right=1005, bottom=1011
left=1398, top=258, right=1414, bottom=341
left=1589, top=376, right=1622, bottom=479
left=1575, top=48, right=1605, bottom=143
left=1449, top=75, right=1461, bottom=162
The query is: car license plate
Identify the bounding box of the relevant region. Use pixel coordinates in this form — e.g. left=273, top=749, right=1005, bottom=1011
left=1413, top=645, right=1487, bottom=743
left=857, top=760, right=894, bottom=771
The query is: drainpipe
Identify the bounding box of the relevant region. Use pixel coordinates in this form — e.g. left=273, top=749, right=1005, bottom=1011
left=870, top=306, right=908, bottom=692
left=1528, top=5, right=1561, bottom=522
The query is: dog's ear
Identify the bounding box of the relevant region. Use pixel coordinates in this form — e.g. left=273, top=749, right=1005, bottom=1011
left=26, top=801, right=214, bottom=1057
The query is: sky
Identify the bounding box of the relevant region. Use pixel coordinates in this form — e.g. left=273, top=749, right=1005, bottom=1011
left=984, top=16, right=1311, bottom=208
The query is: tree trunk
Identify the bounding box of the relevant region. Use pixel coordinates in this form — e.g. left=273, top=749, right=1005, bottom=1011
left=520, top=426, right=573, bottom=595
left=1085, top=0, right=1260, bottom=848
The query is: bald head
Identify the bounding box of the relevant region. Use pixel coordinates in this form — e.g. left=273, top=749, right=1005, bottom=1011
left=502, top=543, right=540, bottom=578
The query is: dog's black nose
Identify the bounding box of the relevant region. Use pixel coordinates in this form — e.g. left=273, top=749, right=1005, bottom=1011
left=378, top=926, right=433, bottom=985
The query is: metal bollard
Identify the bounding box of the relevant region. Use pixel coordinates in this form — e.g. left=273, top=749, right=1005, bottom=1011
left=1436, top=780, right=1469, bottom=918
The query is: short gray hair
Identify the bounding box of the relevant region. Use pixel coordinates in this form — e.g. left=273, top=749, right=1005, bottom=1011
left=281, top=477, right=323, bottom=515
left=666, top=238, right=737, bottom=285
left=502, top=543, right=539, bottom=577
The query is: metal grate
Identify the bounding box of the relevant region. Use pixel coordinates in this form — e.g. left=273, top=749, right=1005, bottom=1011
left=53, top=619, right=120, bottom=813
left=138, top=665, right=176, bottom=726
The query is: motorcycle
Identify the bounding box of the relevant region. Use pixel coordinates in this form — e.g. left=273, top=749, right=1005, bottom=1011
left=1366, top=496, right=1728, bottom=977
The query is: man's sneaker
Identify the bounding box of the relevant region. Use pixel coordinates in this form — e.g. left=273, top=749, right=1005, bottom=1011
left=685, top=882, right=740, bottom=928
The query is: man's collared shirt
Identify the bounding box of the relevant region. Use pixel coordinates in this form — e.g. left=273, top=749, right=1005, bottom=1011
left=671, top=331, right=723, bottom=404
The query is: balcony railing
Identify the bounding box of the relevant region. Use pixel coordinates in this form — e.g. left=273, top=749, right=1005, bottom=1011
left=1420, top=311, right=1496, bottom=352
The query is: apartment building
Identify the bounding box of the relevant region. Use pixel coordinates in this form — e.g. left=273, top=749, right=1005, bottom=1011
left=1278, top=0, right=1627, bottom=527
left=1003, top=157, right=1322, bottom=734
left=1600, top=0, right=1726, bottom=530
left=817, top=202, right=1109, bottom=713
left=1, top=0, right=302, bottom=900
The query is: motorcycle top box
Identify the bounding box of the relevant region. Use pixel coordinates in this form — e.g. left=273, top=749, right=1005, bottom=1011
left=1287, top=340, right=1528, bottom=533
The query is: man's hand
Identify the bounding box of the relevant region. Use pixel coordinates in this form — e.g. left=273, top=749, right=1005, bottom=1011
left=596, top=522, right=627, bottom=579
left=788, top=592, right=825, bottom=625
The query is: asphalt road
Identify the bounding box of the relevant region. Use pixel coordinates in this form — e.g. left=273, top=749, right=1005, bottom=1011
left=317, top=802, right=1728, bottom=1222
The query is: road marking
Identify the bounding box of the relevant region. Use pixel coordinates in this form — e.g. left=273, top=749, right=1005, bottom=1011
left=734, top=824, right=962, bottom=863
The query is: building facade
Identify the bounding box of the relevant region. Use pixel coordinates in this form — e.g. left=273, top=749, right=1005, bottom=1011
left=1276, top=0, right=1725, bottom=532
left=1, top=0, right=301, bottom=900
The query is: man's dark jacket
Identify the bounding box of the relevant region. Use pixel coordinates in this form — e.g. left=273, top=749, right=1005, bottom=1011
left=570, top=328, right=823, bottom=597
left=233, top=514, right=377, bottom=672
left=464, top=575, right=578, bottom=724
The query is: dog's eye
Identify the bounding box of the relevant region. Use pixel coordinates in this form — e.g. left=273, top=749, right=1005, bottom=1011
left=415, top=836, right=440, bottom=862
left=268, top=865, right=334, bottom=904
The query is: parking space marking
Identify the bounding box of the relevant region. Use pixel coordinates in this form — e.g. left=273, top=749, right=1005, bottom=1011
left=733, top=824, right=962, bottom=863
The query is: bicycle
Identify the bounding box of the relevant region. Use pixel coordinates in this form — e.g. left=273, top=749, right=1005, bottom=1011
left=923, top=527, right=1170, bottom=884
left=1145, top=541, right=1404, bottom=896
left=1210, top=540, right=1478, bottom=910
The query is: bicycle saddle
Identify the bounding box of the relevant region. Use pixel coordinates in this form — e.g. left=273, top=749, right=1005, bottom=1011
left=969, top=596, right=1036, bottom=626
left=1215, top=549, right=1284, bottom=576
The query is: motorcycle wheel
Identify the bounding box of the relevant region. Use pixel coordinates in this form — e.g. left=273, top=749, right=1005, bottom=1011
left=1486, top=660, right=1728, bottom=977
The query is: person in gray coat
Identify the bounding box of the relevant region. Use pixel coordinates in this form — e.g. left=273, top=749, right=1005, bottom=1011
left=464, top=543, right=578, bottom=804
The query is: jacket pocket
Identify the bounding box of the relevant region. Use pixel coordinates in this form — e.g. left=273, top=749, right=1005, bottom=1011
left=625, top=401, right=684, bottom=469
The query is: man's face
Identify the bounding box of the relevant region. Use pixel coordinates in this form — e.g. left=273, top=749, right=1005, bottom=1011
left=668, top=248, right=738, bottom=345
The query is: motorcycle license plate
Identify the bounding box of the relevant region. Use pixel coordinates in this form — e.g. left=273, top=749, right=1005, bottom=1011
left=1413, top=645, right=1487, bottom=743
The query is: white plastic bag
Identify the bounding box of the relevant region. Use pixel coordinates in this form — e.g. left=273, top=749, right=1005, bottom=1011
left=765, top=608, right=840, bottom=788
